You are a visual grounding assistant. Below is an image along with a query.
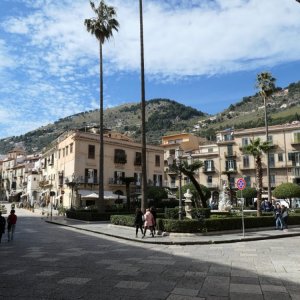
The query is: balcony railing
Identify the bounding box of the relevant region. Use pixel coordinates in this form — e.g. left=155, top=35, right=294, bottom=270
left=108, top=178, right=125, bottom=185
left=224, top=151, right=237, bottom=158
left=203, top=166, right=216, bottom=173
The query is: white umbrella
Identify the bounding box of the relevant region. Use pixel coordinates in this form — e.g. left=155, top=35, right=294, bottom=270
left=81, top=192, right=99, bottom=199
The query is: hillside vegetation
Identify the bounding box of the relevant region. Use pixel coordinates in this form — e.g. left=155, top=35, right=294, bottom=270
left=0, top=80, right=299, bottom=155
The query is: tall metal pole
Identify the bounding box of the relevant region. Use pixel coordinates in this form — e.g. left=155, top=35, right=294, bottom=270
left=263, top=95, right=272, bottom=204
left=139, top=0, right=147, bottom=212
left=178, top=166, right=182, bottom=221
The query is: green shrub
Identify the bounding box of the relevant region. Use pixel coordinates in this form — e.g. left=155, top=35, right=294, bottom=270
left=164, top=207, right=211, bottom=219
left=110, top=215, right=135, bottom=226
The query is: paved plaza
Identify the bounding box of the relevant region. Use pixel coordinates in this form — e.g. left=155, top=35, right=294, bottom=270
left=0, top=205, right=300, bottom=299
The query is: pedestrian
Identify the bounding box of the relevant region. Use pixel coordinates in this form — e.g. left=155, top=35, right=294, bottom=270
left=0, top=211, right=6, bottom=243
left=142, top=208, right=155, bottom=238
left=134, top=208, right=144, bottom=238
left=7, top=210, right=17, bottom=242
left=281, top=205, right=288, bottom=230
left=150, top=206, right=157, bottom=235
left=274, top=203, right=282, bottom=230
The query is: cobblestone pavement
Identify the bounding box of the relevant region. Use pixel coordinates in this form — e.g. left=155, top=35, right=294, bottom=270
left=0, top=205, right=300, bottom=299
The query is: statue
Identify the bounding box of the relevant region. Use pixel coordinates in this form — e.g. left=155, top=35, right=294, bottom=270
left=218, top=182, right=232, bottom=212
left=184, top=189, right=193, bottom=219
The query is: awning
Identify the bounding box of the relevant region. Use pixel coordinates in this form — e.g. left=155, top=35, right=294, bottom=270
left=81, top=192, right=99, bottom=199
left=104, top=191, right=126, bottom=200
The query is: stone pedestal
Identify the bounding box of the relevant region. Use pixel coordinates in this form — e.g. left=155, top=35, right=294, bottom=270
left=184, top=189, right=193, bottom=219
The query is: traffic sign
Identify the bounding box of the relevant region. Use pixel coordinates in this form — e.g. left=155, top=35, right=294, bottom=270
left=236, top=178, right=246, bottom=190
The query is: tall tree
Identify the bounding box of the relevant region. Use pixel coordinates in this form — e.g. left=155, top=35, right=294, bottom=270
left=243, top=138, right=271, bottom=216
left=84, top=1, right=119, bottom=212
left=139, top=0, right=147, bottom=212
left=171, top=160, right=208, bottom=208
left=256, top=72, right=276, bottom=207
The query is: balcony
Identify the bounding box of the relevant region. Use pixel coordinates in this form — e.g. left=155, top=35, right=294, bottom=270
left=196, top=151, right=219, bottom=157
left=224, top=168, right=237, bottom=173
left=108, top=178, right=125, bottom=185
left=203, top=166, right=216, bottom=173
left=206, top=183, right=219, bottom=189
left=216, top=137, right=235, bottom=145
left=291, top=139, right=300, bottom=146
left=224, top=151, right=237, bottom=158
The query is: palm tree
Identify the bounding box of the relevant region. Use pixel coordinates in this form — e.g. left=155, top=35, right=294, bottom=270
left=256, top=72, right=276, bottom=207
left=243, top=138, right=271, bottom=216
left=173, top=160, right=208, bottom=208
left=84, top=1, right=119, bottom=213
left=139, top=0, right=147, bottom=213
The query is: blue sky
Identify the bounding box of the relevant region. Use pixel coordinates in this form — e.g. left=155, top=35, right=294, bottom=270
left=0, top=0, right=300, bottom=139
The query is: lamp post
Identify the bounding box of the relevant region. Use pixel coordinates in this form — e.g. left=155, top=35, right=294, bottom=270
left=167, top=147, right=184, bottom=220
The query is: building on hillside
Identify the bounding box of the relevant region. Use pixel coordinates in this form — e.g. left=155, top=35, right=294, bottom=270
left=162, top=122, right=300, bottom=208
left=41, top=127, right=164, bottom=209
left=161, top=133, right=205, bottom=198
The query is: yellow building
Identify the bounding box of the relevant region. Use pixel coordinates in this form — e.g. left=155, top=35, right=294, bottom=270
left=42, top=128, right=164, bottom=209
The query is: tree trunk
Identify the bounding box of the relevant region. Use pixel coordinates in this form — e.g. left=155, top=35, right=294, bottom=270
left=256, top=156, right=263, bottom=217
left=139, top=0, right=147, bottom=213
left=186, top=173, right=207, bottom=208
left=98, top=41, right=105, bottom=213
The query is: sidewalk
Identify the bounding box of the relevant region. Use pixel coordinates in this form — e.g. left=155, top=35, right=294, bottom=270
left=44, top=214, right=300, bottom=245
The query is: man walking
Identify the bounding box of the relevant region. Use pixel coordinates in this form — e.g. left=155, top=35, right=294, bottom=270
left=0, top=212, right=6, bottom=243
left=7, top=210, right=17, bottom=242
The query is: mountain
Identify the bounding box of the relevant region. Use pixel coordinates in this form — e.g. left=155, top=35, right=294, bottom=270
left=0, top=99, right=206, bottom=155
left=0, top=80, right=300, bottom=155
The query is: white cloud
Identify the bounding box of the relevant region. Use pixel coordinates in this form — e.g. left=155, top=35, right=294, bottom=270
left=0, top=0, right=300, bottom=139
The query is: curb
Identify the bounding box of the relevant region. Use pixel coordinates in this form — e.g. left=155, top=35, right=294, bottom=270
left=45, top=220, right=300, bottom=245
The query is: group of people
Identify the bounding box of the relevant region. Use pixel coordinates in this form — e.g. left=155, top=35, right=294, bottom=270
left=0, top=209, right=18, bottom=243
left=274, top=203, right=288, bottom=230
left=134, top=207, right=157, bottom=238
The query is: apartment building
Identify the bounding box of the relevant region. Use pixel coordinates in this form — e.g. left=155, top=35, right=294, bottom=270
left=162, top=122, right=300, bottom=206
left=161, top=133, right=204, bottom=194
left=41, top=127, right=164, bottom=208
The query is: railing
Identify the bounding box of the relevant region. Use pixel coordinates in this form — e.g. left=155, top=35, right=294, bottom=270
left=224, top=151, right=237, bottom=158
left=108, top=178, right=125, bottom=185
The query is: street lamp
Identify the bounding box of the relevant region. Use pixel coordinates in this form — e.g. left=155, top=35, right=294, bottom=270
left=167, top=147, right=184, bottom=220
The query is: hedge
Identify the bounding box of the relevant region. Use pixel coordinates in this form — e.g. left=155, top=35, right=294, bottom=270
left=66, top=209, right=132, bottom=221
left=110, top=214, right=300, bottom=233
left=164, top=208, right=211, bottom=219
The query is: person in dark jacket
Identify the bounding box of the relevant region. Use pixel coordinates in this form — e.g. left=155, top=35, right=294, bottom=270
left=274, top=203, right=282, bottom=230
left=134, top=208, right=144, bottom=238
left=7, top=210, right=17, bottom=241
left=0, top=212, right=6, bottom=243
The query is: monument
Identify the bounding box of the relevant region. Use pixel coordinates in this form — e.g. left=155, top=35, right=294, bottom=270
left=218, top=182, right=232, bottom=211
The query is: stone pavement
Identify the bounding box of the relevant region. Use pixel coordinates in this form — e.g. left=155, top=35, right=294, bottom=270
left=43, top=212, right=300, bottom=246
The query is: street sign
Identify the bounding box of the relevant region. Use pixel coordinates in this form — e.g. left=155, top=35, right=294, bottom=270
left=236, top=178, right=246, bottom=190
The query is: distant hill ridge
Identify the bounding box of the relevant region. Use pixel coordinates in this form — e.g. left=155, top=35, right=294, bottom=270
left=0, top=80, right=299, bottom=155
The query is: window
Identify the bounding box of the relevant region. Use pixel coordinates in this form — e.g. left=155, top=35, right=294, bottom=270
left=58, top=149, right=61, bottom=159
left=293, top=132, right=300, bottom=143
left=134, top=152, right=142, bottom=166
left=88, top=145, right=95, bottom=159
left=227, top=145, right=233, bottom=156
left=62, top=148, right=65, bottom=157
left=242, top=137, right=249, bottom=147
left=208, top=148, right=214, bottom=153
left=226, top=160, right=236, bottom=171
left=114, top=149, right=127, bottom=164
left=244, top=176, right=251, bottom=187
left=85, top=168, right=97, bottom=183
left=114, top=171, right=125, bottom=184
left=169, top=149, right=175, bottom=156
left=229, top=177, right=235, bottom=188
left=134, top=173, right=142, bottom=185
left=267, top=135, right=273, bottom=145
left=269, top=153, right=275, bottom=168
left=207, top=175, right=212, bottom=184
left=66, top=146, right=68, bottom=156
left=204, top=160, right=214, bottom=171
left=152, top=174, right=163, bottom=187
left=243, top=155, right=249, bottom=168
left=155, top=155, right=160, bottom=167
left=278, top=153, right=283, bottom=162
left=70, top=143, right=73, bottom=154
left=270, top=174, right=276, bottom=185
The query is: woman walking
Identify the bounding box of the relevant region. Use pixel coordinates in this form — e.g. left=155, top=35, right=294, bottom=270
left=134, top=208, right=144, bottom=238
left=142, top=208, right=155, bottom=238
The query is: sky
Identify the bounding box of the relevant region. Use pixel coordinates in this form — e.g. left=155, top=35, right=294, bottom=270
left=0, top=0, right=300, bottom=139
